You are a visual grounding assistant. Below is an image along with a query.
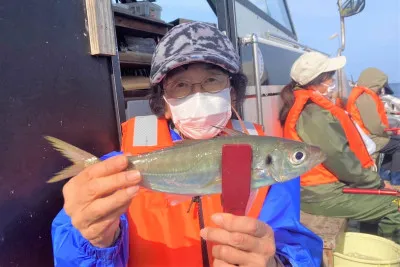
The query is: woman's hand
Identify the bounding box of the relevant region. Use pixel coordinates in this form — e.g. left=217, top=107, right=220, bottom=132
left=62, top=155, right=142, bottom=248
left=200, top=213, right=282, bottom=267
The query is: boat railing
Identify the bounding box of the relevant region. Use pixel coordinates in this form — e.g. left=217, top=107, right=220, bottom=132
left=239, top=33, right=326, bottom=128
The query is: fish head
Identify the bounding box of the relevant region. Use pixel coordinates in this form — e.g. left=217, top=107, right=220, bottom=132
left=253, top=139, right=326, bottom=185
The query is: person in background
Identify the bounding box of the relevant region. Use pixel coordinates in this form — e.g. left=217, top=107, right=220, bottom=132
left=279, top=51, right=400, bottom=244
left=51, top=22, right=323, bottom=267
left=321, top=76, right=378, bottom=156
left=347, top=67, right=400, bottom=185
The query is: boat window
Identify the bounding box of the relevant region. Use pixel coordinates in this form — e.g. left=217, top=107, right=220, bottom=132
left=247, top=0, right=293, bottom=32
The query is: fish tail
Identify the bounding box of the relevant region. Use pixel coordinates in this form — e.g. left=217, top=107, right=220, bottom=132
left=44, top=136, right=100, bottom=183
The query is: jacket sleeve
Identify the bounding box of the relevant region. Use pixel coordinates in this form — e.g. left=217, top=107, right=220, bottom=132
left=296, top=104, right=382, bottom=188
left=51, top=151, right=130, bottom=267
left=356, top=94, right=388, bottom=136
left=258, top=178, right=323, bottom=267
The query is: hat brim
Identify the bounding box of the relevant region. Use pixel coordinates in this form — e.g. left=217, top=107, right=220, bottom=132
left=150, top=52, right=239, bottom=85
left=384, top=84, right=394, bottom=95
left=325, top=56, right=347, bottom=72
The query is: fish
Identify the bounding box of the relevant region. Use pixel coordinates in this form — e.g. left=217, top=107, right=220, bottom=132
left=44, top=134, right=326, bottom=196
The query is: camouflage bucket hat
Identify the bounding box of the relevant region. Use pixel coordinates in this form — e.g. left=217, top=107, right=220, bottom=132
left=150, top=21, right=240, bottom=85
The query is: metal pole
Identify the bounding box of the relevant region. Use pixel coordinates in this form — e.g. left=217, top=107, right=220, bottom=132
left=251, top=34, right=264, bottom=127
left=337, top=0, right=346, bottom=56
left=337, top=0, right=346, bottom=99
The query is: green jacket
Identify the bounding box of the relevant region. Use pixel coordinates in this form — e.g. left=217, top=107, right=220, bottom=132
left=296, top=103, right=382, bottom=202
left=354, top=67, right=390, bottom=151
left=355, top=94, right=389, bottom=151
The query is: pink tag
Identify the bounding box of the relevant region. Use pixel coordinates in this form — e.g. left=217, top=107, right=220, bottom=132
left=221, top=144, right=252, bottom=216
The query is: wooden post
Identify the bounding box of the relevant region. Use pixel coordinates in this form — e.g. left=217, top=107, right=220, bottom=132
left=84, top=0, right=116, bottom=56
left=221, top=144, right=252, bottom=216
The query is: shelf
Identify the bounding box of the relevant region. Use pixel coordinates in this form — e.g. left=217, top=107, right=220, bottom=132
left=113, top=9, right=173, bottom=36
left=121, top=76, right=150, bottom=91
left=124, top=88, right=150, bottom=99
left=112, top=5, right=173, bottom=104
left=119, top=51, right=152, bottom=66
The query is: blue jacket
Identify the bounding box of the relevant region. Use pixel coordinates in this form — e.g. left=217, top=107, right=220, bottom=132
left=51, top=132, right=323, bottom=266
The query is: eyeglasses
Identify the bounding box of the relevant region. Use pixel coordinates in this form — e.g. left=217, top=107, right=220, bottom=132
left=164, top=74, right=230, bottom=99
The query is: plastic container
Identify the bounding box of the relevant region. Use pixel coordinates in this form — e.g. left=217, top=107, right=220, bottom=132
left=333, top=232, right=400, bottom=266
left=126, top=2, right=162, bottom=20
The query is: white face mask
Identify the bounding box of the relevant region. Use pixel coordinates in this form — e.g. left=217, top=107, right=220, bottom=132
left=164, top=88, right=232, bottom=139
left=327, top=83, right=337, bottom=93
left=320, top=82, right=338, bottom=103
left=321, top=82, right=337, bottom=95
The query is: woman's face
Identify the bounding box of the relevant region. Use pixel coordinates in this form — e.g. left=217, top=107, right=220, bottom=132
left=162, top=63, right=234, bottom=119
left=309, top=77, right=334, bottom=95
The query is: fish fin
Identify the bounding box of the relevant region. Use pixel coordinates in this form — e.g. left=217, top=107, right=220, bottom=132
left=46, top=164, right=85, bottom=183
left=44, top=136, right=99, bottom=183
left=164, top=194, right=193, bottom=206
left=212, top=125, right=247, bottom=136
left=245, top=189, right=258, bottom=216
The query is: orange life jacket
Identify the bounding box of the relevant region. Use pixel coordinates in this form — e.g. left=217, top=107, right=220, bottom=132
left=335, top=97, right=344, bottom=108
left=283, top=89, right=375, bottom=187
left=120, top=116, right=269, bottom=267
left=346, top=86, right=389, bottom=135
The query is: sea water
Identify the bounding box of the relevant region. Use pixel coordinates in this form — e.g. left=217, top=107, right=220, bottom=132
left=390, top=83, right=400, bottom=97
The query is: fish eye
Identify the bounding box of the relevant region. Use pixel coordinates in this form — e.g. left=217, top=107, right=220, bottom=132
left=291, top=150, right=306, bottom=164
left=265, top=154, right=273, bottom=165
left=295, top=151, right=304, bottom=160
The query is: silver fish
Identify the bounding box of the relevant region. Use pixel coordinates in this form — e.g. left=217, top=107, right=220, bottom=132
left=44, top=135, right=326, bottom=195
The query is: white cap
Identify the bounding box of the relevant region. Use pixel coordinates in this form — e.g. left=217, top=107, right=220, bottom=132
left=290, top=52, right=346, bottom=85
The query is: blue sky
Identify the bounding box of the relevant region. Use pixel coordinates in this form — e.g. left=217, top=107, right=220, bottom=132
left=154, top=0, right=399, bottom=83
left=287, top=0, right=400, bottom=83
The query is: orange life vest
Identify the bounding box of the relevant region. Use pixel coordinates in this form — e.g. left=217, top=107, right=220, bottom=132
left=120, top=116, right=269, bottom=267
left=346, top=86, right=389, bottom=135
left=335, top=97, right=344, bottom=108
left=283, top=89, right=375, bottom=187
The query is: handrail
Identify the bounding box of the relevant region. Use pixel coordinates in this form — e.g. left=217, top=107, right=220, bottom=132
left=240, top=33, right=328, bottom=129
left=337, top=0, right=346, bottom=100
left=264, top=33, right=316, bottom=53
left=240, top=33, right=326, bottom=129
left=250, top=34, right=264, bottom=128
left=241, top=33, right=325, bottom=54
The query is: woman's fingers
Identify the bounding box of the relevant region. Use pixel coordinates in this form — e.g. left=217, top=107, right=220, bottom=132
left=213, top=259, right=236, bottom=267
left=85, top=185, right=139, bottom=222
left=62, top=156, right=140, bottom=248
left=86, top=170, right=142, bottom=198
left=201, top=227, right=260, bottom=253
left=84, top=155, right=129, bottom=182
left=211, top=213, right=272, bottom=238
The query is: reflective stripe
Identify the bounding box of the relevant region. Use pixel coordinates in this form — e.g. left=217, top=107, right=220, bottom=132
left=133, top=115, right=158, bottom=146
left=231, top=120, right=258, bottom=136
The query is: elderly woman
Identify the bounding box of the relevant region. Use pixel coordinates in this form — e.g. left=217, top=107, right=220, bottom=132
left=279, top=51, right=400, bottom=244
left=51, top=22, right=323, bottom=266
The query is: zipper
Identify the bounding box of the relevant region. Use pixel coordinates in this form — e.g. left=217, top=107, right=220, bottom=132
left=188, top=196, right=210, bottom=267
